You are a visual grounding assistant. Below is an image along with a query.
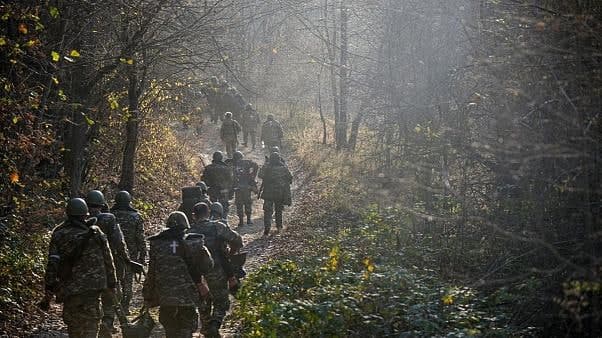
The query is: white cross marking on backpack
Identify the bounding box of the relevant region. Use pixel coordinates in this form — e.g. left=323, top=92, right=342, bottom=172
left=170, top=241, right=178, bottom=254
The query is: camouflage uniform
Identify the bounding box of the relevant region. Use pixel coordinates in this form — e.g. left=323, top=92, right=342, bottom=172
left=220, top=113, right=241, bottom=158
left=201, top=78, right=221, bottom=124
left=241, top=107, right=260, bottom=149
left=44, top=216, right=117, bottom=338
left=202, top=153, right=234, bottom=220
left=188, top=218, right=243, bottom=337
left=92, top=211, right=131, bottom=336
left=232, top=155, right=259, bottom=226
left=143, top=212, right=213, bottom=338
left=111, top=202, right=146, bottom=314
left=259, top=153, right=293, bottom=235
left=260, top=116, right=283, bottom=152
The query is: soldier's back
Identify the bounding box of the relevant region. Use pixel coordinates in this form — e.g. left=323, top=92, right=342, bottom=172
left=145, top=231, right=201, bottom=307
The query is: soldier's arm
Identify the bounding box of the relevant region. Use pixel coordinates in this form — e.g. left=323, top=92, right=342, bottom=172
left=97, top=229, right=117, bottom=289
left=136, top=214, right=147, bottom=262
left=44, top=232, right=61, bottom=293
left=112, top=224, right=131, bottom=262
left=142, top=243, right=156, bottom=306
left=219, top=224, right=243, bottom=253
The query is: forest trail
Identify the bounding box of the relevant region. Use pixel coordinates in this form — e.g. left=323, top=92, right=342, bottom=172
left=29, top=118, right=300, bottom=337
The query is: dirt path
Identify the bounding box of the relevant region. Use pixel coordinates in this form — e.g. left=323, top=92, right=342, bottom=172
left=29, top=119, right=298, bottom=337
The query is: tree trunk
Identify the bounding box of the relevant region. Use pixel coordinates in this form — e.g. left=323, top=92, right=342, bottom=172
left=337, top=0, right=349, bottom=150
left=118, top=62, right=140, bottom=193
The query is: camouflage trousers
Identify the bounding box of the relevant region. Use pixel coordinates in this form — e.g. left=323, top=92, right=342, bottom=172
left=235, top=188, right=253, bottom=225
left=224, top=140, right=237, bottom=158
left=121, top=267, right=135, bottom=313
left=263, top=200, right=284, bottom=233
left=199, top=267, right=230, bottom=337
left=159, top=305, right=198, bottom=338
left=62, top=291, right=102, bottom=338
left=243, top=129, right=256, bottom=148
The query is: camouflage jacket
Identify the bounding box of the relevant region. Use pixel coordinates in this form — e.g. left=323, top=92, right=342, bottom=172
left=220, top=119, right=241, bottom=142
left=111, top=206, right=146, bottom=262
left=44, top=218, right=117, bottom=300
left=242, top=110, right=260, bottom=131
left=188, top=219, right=243, bottom=268
left=233, top=159, right=259, bottom=189
left=143, top=229, right=213, bottom=307
left=93, top=211, right=130, bottom=265
left=202, top=160, right=233, bottom=197
left=259, top=162, right=293, bottom=205
left=261, top=119, right=283, bottom=144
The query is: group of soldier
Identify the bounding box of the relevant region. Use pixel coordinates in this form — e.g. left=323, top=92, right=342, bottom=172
left=41, top=81, right=293, bottom=337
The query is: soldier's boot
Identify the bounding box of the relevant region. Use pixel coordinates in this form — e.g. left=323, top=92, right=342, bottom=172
left=263, top=218, right=271, bottom=236
left=246, top=213, right=253, bottom=225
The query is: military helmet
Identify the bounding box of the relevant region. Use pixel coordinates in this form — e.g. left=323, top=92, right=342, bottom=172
left=86, top=190, right=106, bottom=207
left=166, top=211, right=190, bottom=230
left=96, top=213, right=117, bottom=228
left=224, top=111, right=232, bottom=119
left=233, top=151, right=244, bottom=161
left=271, top=146, right=280, bottom=153
left=192, top=202, right=210, bottom=217
left=267, top=114, right=274, bottom=121
left=115, top=190, right=132, bottom=206
left=196, top=181, right=208, bottom=192
left=209, top=76, right=218, bottom=85
left=66, top=198, right=89, bottom=217
left=210, top=202, right=223, bottom=217
left=212, top=151, right=224, bottom=162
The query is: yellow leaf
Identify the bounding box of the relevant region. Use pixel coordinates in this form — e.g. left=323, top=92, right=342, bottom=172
left=442, top=294, right=454, bottom=305
left=10, top=172, right=19, bottom=184
left=52, top=77, right=59, bottom=85
left=49, top=6, right=59, bottom=19
left=414, top=126, right=422, bottom=133
left=18, top=23, right=28, bottom=34
left=0, top=37, right=6, bottom=46
left=272, top=48, right=278, bottom=54
left=51, top=51, right=60, bottom=62
left=70, top=49, right=80, bottom=57
left=126, top=58, right=133, bottom=65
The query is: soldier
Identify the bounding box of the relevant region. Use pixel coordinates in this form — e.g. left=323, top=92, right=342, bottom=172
left=189, top=203, right=243, bottom=338
left=220, top=112, right=242, bottom=158
left=200, top=76, right=221, bottom=124
left=260, top=114, right=283, bottom=152
left=259, top=152, right=293, bottom=236
left=143, top=211, right=213, bottom=338
left=241, top=104, right=260, bottom=149
left=85, top=190, right=131, bottom=336
left=41, top=198, right=117, bottom=337
left=178, top=186, right=205, bottom=221
left=202, top=151, right=233, bottom=220
left=231, top=151, right=259, bottom=227
left=196, top=181, right=213, bottom=207
left=110, top=190, right=147, bottom=315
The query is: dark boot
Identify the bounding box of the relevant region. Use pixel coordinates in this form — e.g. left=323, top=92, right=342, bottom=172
left=246, top=214, right=252, bottom=225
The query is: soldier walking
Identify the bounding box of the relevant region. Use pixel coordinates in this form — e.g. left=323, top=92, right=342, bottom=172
left=189, top=203, right=243, bottom=338
left=41, top=198, right=117, bottom=337
left=202, top=151, right=233, bottom=221
left=220, top=112, right=242, bottom=158
left=200, top=76, right=221, bottom=124
left=85, top=190, right=131, bottom=336
left=143, top=211, right=213, bottom=338
left=231, top=151, right=259, bottom=227
left=241, top=104, right=260, bottom=149
left=259, top=152, right=293, bottom=236
left=260, top=114, right=283, bottom=152
left=110, top=190, right=146, bottom=315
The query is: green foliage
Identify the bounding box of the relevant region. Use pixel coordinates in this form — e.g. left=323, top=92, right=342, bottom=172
left=233, top=207, right=538, bottom=336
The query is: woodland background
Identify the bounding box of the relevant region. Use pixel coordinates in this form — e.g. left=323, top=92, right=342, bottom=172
left=0, top=0, right=600, bottom=336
